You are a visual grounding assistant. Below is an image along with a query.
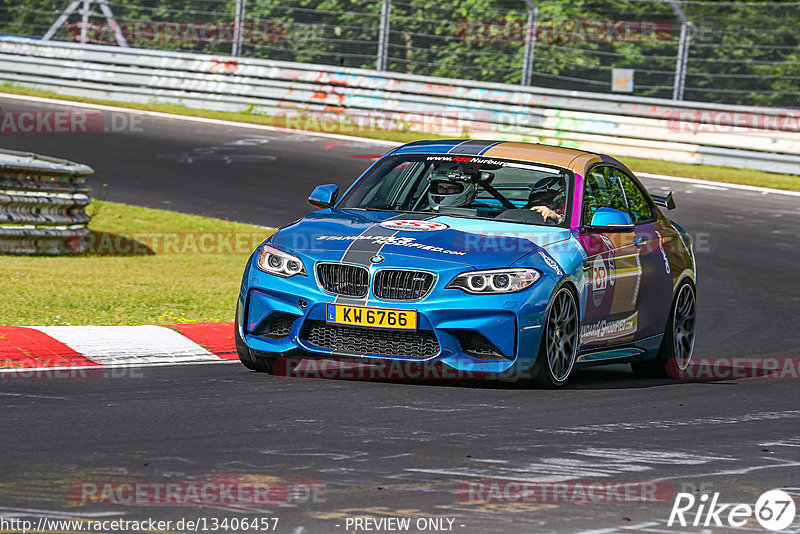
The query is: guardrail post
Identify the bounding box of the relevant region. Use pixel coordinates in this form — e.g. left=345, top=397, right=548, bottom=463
left=80, top=0, right=90, bottom=43
left=520, top=0, right=538, bottom=86
left=232, top=0, right=246, bottom=57
left=667, top=0, right=692, bottom=101
left=673, top=22, right=693, bottom=101
left=377, top=0, right=391, bottom=71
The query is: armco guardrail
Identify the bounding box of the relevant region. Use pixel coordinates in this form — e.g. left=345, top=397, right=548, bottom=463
left=0, top=148, right=92, bottom=255
left=1, top=37, right=798, bottom=175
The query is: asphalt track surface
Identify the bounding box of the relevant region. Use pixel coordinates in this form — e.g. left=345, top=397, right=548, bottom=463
left=1, top=95, right=800, bottom=533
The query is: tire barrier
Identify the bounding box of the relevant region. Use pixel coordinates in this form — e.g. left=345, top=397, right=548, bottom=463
left=0, top=148, right=93, bottom=255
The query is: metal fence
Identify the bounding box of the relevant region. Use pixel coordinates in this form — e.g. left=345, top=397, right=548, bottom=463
left=0, top=148, right=93, bottom=255
left=2, top=0, right=798, bottom=109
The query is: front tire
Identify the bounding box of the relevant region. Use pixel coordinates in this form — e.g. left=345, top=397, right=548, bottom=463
left=631, top=281, right=696, bottom=378
left=530, top=286, right=579, bottom=388
left=234, top=303, right=277, bottom=373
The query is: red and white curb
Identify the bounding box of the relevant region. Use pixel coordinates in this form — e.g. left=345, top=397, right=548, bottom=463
left=0, top=323, right=237, bottom=375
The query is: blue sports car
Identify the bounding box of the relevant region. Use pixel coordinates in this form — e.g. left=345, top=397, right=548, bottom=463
left=235, top=140, right=697, bottom=387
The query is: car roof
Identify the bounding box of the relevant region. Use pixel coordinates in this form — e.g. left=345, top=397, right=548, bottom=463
left=389, top=140, right=633, bottom=176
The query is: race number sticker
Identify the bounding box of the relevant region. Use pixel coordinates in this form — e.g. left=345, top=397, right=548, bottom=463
left=592, top=256, right=609, bottom=307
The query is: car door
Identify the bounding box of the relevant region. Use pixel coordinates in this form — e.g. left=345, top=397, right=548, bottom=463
left=578, top=165, right=642, bottom=349
left=615, top=168, right=674, bottom=341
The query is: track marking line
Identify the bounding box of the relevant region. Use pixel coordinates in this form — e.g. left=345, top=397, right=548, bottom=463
left=0, top=392, right=67, bottom=399
left=0, top=92, right=399, bottom=146
left=637, top=171, right=800, bottom=198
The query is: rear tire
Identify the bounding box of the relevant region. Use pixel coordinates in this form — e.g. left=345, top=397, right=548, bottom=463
left=631, top=281, right=696, bottom=379
left=530, top=286, right=579, bottom=388
left=234, top=303, right=277, bottom=373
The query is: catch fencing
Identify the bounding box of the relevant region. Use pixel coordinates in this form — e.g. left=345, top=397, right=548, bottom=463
left=0, top=147, right=93, bottom=255
left=1, top=37, right=798, bottom=175
left=1, top=0, right=798, bottom=109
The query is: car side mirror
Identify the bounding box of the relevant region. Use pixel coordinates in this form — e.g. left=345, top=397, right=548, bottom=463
left=586, top=208, right=634, bottom=232
left=308, top=184, right=339, bottom=209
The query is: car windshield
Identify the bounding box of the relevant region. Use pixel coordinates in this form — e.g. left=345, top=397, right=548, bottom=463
left=338, top=155, right=573, bottom=227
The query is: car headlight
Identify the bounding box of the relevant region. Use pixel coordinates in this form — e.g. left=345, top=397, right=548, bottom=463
left=256, top=244, right=306, bottom=277
left=447, top=268, right=540, bottom=294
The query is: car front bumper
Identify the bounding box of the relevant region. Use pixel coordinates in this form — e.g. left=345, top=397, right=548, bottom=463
left=238, top=254, right=557, bottom=375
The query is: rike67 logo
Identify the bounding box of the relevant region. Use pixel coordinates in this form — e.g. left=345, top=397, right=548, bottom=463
left=668, top=489, right=796, bottom=531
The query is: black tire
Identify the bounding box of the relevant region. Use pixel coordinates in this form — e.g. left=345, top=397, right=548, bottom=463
left=631, top=281, right=696, bottom=379
left=530, top=286, right=580, bottom=388
left=234, top=303, right=277, bottom=373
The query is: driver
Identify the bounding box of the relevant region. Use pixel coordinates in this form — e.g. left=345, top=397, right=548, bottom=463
left=427, top=168, right=477, bottom=210
left=525, top=178, right=566, bottom=224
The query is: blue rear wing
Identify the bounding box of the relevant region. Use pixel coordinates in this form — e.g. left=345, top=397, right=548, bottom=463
left=652, top=191, right=676, bottom=210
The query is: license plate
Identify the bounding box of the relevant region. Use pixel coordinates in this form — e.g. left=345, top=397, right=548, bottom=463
left=326, top=303, right=417, bottom=330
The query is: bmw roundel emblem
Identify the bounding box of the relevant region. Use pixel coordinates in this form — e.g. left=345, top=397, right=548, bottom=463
left=371, top=255, right=385, bottom=264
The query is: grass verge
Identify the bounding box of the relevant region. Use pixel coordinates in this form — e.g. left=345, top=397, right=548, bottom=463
left=2, top=83, right=799, bottom=192
left=1, top=201, right=271, bottom=326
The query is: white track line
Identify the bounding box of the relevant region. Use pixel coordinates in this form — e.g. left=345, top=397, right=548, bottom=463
left=0, top=359, right=235, bottom=375
left=637, top=171, right=800, bottom=198
left=2, top=92, right=797, bottom=197
left=0, top=92, right=399, bottom=146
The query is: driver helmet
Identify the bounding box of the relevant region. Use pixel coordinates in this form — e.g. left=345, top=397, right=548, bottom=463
left=427, top=167, right=478, bottom=209
left=527, top=176, right=564, bottom=208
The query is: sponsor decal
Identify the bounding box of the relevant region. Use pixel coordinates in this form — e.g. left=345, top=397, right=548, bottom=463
left=316, top=235, right=466, bottom=256
left=425, top=155, right=508, bottom=166
left=580, top=312, right=638, bottom=343
left=379, top=220, right=449, bottom=232
left=599, top=234, right=615, bottom=250
left=539, top=251, right=563, bottom=276
left=655, top=230, right=671, bottom=274
left=660, top=245, right=671, bottom=274
left=632, top=253, right=642, bottom=307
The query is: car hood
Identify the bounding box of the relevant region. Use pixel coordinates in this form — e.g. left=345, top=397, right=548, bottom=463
left=271, top=209, right=572, bottom=270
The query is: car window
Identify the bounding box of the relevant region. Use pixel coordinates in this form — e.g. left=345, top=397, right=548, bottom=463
left=583, top=165, right=630, bottom=225
left=338, top=155, right=573, bottom=227
left=617, top=171, right=654, bottom=223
